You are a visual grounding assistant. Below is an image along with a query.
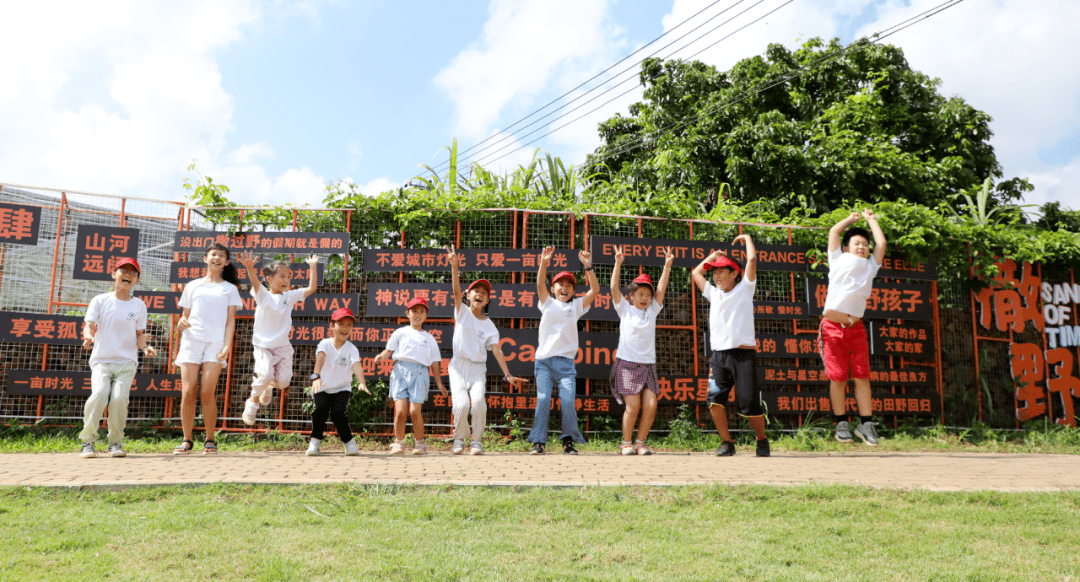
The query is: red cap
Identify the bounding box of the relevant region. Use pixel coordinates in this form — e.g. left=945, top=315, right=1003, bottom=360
left=467, top=279, right=491, bottom=293
left=406, top=296, right=429, bottom=310
left=113, top=257, right=140, bottom=274
left=551, top=271, right=577, bottom=286
left=330, top=308, right=355, bottom=322
left=705, top=256, right=741, bottom=274
left=632, top=273, right=654, bottom=288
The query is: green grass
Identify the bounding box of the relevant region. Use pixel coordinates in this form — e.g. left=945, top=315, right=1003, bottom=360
left=1, top=483, right=1077, bottom=581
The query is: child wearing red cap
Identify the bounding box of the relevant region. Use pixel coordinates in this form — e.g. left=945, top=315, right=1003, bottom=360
left=307, top=308, right=370, bottom=456
left=692, top=234, right=770, bottom=457
left=609, top=246, right=675, bottom=456
left=237, top=252, right=320, bottom=425
left=528, top=245, right=600, bottom=455
left=373, top=296, right=447, bottom=454
left=445, top=245, right=523, bottom=455
left=821, top=210, right=886, bottom=445
left=78, top=258, right=157, bottom=458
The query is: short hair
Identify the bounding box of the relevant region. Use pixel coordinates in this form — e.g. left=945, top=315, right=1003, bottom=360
left=842, top=227, right=872, bottom=248
left=260, top=260, right=290, bottom=281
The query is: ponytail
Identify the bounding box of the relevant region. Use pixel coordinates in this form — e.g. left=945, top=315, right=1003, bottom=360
left=261, top=260, right=290, bottom=285
left=205, top=242, right=241, bottom=287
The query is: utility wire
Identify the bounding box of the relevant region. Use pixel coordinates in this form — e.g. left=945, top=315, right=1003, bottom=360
left=432, top=0, right=750, bottom=173
left=483, top=0, right=966, bottom=172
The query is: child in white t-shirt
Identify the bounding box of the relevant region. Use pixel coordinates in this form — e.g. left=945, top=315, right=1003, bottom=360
left=609, top=246, right=674, bottom=456
left=238, top=252, right=319, bottom=425
left=307, top=308, right=370, bottom=456
left=445, top=245, right=523, bottom=456
left=78, top=258, right=157, bottom=458
left=528, top=246, right=600, bottom=455
left=173, top=242, right=243, bottom=455
left=820, top=210, right=886, bottom=446
left=691, top=234, right=770, bottom=457
left=373, top=297, right=447, bottom=455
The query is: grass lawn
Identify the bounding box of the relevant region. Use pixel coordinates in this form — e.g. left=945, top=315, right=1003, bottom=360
left=1, top=483, right=1077, bottom=581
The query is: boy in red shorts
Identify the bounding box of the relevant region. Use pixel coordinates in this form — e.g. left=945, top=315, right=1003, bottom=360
left=820, top=210, right=886, bottom=445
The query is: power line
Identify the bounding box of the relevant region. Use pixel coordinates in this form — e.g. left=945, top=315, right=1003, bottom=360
left=433, top=0, right=758, bottom=173
left=492, top=0, right=967, bottom=175
left=466, top=0, right=786, bottom=169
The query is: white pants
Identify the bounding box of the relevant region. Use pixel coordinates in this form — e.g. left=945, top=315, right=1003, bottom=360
left=79, top=361, right=138, bottom=444
left=251, top=345, right=294, bottom=400
left=450, top=357, right=488, bottom=444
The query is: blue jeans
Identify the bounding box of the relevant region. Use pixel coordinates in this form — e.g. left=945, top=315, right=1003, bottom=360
left=529, top=356, right=586, bottom=444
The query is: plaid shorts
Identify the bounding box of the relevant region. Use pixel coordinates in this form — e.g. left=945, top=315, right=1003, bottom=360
left=609, top=358, right=659, bottom=405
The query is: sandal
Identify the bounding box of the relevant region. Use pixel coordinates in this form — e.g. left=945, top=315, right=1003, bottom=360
left=619, top=441, right=635, bottom=456
left=634, top=440, right=653, bottom=456
left=173, top=440, right=193, bottom=455
left=203, top=440, right=218, bottom=455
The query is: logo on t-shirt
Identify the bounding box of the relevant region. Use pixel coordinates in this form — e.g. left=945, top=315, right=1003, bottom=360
left=126, top=311, right=137, bottom=321
left=564, top=306, right=574, bottom=317
left=337, top=356, right=349, bottom=368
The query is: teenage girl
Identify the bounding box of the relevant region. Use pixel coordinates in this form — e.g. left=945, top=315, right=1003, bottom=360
left=238, top=252, right=319, bottom=425
left=173, top=242, right=243, bottom=455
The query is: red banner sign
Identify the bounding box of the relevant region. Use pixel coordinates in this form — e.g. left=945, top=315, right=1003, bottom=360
left=807, top=276, right=932, bottom=321
left=590, top=235, right=810, bottom=271
left=170, top=261, right=325, bottom=285
left=870, top=321, right=934, bottom=359
left=0, top=312, right=82, bottom=344
left=287, top=323, right=451, bottom=349
left=761, top=391, right=938, bottom=416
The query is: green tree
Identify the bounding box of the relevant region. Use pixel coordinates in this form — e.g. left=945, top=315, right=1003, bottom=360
left=584, top=38, right=1030, bottom=214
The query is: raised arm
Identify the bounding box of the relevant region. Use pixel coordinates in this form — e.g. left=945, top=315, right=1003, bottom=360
left=238, top=251, right=261, bottom=296
left=303, top=254, right=319, bottom=298
left=863, top=209, right=887, bottom=265
left=828, top=212, right=861, bottom=254
left=609, top=247, right=624, bottom=306
left=691, top=250, right=723, bottom=293
left=447, top=245, right=462, bottom=312
left=536, top=246, right=554, bottom=306
left=732, top=234, right=757, bottom=283
left=654, top=246, right=675, bottom=306
left=581, top=250, right=600, bottom=308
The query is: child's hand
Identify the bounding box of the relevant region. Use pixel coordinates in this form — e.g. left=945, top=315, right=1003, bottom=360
left=82, top=337, right=93, bottom=351
left=614, top=247, right=625, bottom=266
left=176, top=316, right=190, bottom=332
left=358, top=383, right=370, bottom=395
left=579, top=250, right=592, bottom=269
left=540, top=246, right=555, bottom=267
left=707, top=250, right=724, bottom=262
left=848, top=211, right=861, bottom=223
left=861, top=209, right=877, bottom=221
left=215, top=347, right=229, bottom=363
left=143, top=345, right=157, bottom=358
left=445, top=244, right=458, bottom=266
left=311, top=378, right=322, bottom=394
left=732, top=234, right=751, bottom=245
left=438, top=383, right=448, bottom=397
left=305, top=254, right=319, bottom=268
left=505, top=375, right=524, bottom=388
left=237, top=251, right=258, bottom=272
left=662, top=246, right=675, bottom=268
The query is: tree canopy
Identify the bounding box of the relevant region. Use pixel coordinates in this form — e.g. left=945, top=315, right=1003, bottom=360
left=583, top=38, right=1031, bottom=215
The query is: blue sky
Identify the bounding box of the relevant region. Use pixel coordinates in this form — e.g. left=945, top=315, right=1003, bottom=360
left=1, top=0, right=1077, bottom=210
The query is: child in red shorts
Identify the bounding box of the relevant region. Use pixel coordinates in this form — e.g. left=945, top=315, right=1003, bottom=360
left=820, top=210, right=886, bottom=445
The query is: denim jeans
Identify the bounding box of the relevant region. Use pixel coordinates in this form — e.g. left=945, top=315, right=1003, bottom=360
left=528, top=356, right=585, bottom=444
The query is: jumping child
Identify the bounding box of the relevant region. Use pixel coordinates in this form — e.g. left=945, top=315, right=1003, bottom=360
left=445, top=245, right=523, bottom=455
left=307, top=308, right=370, bottom=456
left=78, top=258, right=157, bottom=458
left=609, top=246, right=674, bottom=456
left=173, top=242, right=243, bottom=455
left=821, top=210, right=887, bottom=445
left=529, top=246, right=600, bottom=455
left=373, top=296, right=447, bottom=455
left=238, top=252, right=319, bottom=425
left=691, top=235, right=770, bottom=457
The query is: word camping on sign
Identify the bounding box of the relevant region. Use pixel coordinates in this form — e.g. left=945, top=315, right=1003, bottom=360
left=73, top=225, right=140, bottom=281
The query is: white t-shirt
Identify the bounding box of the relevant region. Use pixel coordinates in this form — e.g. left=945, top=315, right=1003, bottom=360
left=178, top=278, right=243, bottom=343
left=536, top=296, right=589, bottom=360
left=702, top=279, right=756, bottom=351
left=387, top=326, right=441, bottom=367
left=316, top=338, right=361, bottom=394
left=85, top=292, right=147, bottom=367
left=251, top=287, right=306, bottom=348
left=824, top=248, right=881, bottom=318
left=614, top=298, right=663, bottom=364
left=452, top=306, right=499, bottom=363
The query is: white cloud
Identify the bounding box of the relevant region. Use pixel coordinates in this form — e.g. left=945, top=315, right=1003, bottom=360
left=355, top=178, right=400, bottom=196
left=1026, top=154, right=1080, bottom=209
left=228, top=142, right=276, bottom=166
left=434, top=0, right=627, bottom=143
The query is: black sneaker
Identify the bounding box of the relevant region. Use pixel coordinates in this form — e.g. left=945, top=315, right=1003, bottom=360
left=716, top=441, right=735, bottom=456
left=530, top=442, right=545, bottom=455
left=562, top=438, right=578, bottom=455
left=755, top=438, right=770, bottom=457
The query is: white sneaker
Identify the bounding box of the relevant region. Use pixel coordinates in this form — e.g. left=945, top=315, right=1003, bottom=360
left=259, top=386, right=274, bottom=406
left=80, top=442, right=96, bottom=459
left=389, top=441, right=404, bottom=455
left=452, top=439, right=465, bottom=455
left=306, top=438, right=321, bottom=456
left=470, top=442, right=483, bottom=456
left=108, top=443, right=127, bottom=458
left=242, top=399, right=259, bottom=425
left=412, top=442, right=428, bottom=455
left=344, top=439, right=359, bottom=456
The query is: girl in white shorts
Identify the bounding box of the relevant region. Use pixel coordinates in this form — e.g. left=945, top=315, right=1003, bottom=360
left=238, top=252, right=319, bottom=425
left=173, top=242, right=243, bottom=455
left=445, top=245, right=522, bottom=456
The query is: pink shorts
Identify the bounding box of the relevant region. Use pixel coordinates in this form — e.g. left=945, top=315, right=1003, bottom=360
left=818, top=319, right=871, bottom=382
